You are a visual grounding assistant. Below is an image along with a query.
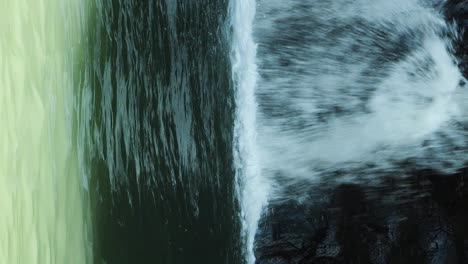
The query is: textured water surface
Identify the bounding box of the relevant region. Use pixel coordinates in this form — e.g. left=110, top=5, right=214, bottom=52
left=3, top=0, right=467, bottom=263
left=73, top=0, right=243, bottom=263
left=1, top=0, right=92, bottom=262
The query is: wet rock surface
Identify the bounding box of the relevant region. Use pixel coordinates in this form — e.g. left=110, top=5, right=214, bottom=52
left=254, top=2, right=468, bottom=263
left=255, top=171, right=468, bottom=264
left=446, top=0, right=468, bottom=77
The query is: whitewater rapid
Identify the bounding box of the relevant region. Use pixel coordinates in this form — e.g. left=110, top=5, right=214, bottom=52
left=233, top=0, right=467, bottom=263
left=231, top=0, right=270, bottom=263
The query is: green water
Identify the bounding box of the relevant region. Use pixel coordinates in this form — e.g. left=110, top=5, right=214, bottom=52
left=0, top=0, right=92, bottom=263
left=74, top=0, right=243, bottom=263
left=1, top=0, right=243, bottom=263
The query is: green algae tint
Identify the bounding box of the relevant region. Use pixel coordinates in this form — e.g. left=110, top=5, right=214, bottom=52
left=0, top=0, right=92, bottom=263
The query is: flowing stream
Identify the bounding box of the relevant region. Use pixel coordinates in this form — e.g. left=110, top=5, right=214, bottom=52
left=2, top=0, right=466, bottom=263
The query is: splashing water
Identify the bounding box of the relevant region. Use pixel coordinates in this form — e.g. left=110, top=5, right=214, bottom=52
left=255, top=0, right=467, bottom=187
left=231, top=0, right=269, bottom=263
left=233, top=0, right=467, bottom=263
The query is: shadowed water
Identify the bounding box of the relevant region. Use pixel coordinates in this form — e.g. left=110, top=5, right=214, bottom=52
left=73, top=0, right=243, bottom=263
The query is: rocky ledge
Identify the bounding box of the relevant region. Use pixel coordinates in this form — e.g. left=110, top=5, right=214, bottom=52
left=255, top=171, right=468, bottom=264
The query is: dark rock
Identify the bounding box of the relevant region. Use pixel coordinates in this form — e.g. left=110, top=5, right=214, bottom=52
left=254, top=171, right=468, bottom=264
left=445, top=2, right=468, bottom=19
left=445, top=0, right=468, bottom=77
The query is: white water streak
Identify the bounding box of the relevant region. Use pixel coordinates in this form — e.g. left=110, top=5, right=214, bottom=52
left=231, top=0, right=269, bottom=263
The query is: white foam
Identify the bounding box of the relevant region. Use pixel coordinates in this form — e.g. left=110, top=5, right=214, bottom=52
left=255, top=0, right=467, bottom=187
left=230, top=0, right=270, bottom=263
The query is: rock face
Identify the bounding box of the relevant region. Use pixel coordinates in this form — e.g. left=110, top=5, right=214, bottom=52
left=254, top=2, right=468, bottom=263
left=255, top=171, right=468, bottom=264
left=446, top=0, right=468, bottom=77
